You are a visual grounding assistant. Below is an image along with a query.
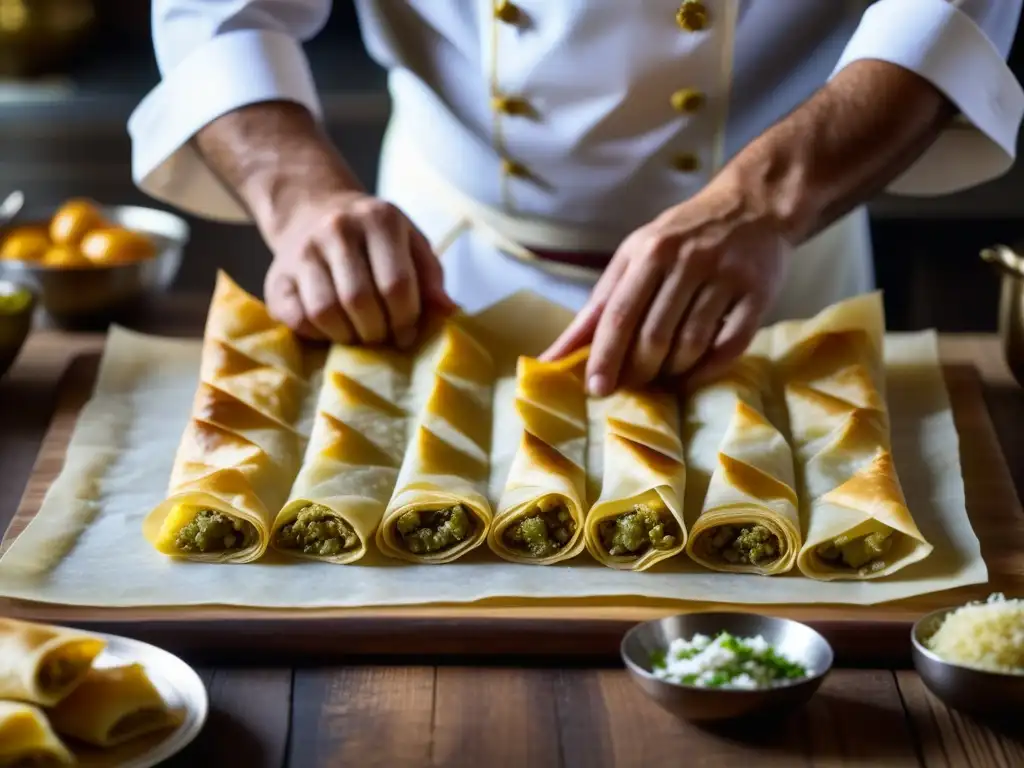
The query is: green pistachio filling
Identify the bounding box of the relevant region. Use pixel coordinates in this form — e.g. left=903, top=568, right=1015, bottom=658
left=598, top=503, right=678, bottom=558
left=175, top=509, right=256, bottom=553
left=275, top=503, right=360, bottom=557
left=0, top=285, right=31, bottom=315
left=396, top=504, right=473, bottom=554
left=705, top=524, right=781, bottom=566
left=503, top=497, right=576, bottom=558
left=817, top=530, right=894, bottom=570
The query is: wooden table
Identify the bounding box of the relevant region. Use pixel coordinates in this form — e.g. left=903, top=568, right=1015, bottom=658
left=2, top=314, right=1023, bottom=767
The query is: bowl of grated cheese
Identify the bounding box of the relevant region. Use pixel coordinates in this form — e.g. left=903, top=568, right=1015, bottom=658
left=621, top=612, right=833, bottom=722
left=912, top=593, right=1024, bottom=718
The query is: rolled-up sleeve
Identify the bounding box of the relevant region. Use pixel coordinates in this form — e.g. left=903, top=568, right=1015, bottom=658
left=128, top=1, right=331, bottom=221
left=832, top=0, right=1024, bottom=196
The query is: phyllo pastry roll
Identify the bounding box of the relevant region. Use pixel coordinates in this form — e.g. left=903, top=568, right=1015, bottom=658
left=0, top=702, right=73, bottom=767
left=684, top=336, right=801, bottom=575
left=48, top=664, right=181, bottom=748
left=272, top=345, right=409, bottom=563
left=0, top=619, right=105, bottom=707
left=376, top=319, right=496, bottom=563
left=585, top=385, right=687, bottom=571
left=773, top=292, right=933, bottom=580
left=489, top=348, right=589, bottom=564
left=144, top=272, right=308, bottom=563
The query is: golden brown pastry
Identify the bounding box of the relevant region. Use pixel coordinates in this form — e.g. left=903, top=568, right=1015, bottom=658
left=144, top=271, right=308, bottom=563
left=772, top=292, right=933, bottom=580
left=586, top=385, right=687, bottom=571
left=684, top=335, right=801, bottom=576
left=272, top=345, right=410, bottom=563
left=48, top=664, right=181, bottom=748
left=376, top=317, right=495, bottom=563
left=489, top=348, right=589, bottom=564
left=0, top=618, right=105, bottom=706
left=0, top=701, right=73, bottom=767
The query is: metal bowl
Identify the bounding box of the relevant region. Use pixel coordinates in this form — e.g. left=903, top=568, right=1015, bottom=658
left=0, top=279, right=36, bottom=378
left=911, top=606, right=1024, bottom=719
left=620, top=612, right=834, bottom=723
left=0, top=204, right=189, bottom=329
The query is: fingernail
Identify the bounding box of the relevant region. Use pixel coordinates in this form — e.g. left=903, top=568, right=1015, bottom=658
left=588, top=374, right=610, bottom=397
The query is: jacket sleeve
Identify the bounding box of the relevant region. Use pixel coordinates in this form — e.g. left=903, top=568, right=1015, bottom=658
left=128, top=1, right=332, bottom=221
left=832, top=0, right=1024, bottom=196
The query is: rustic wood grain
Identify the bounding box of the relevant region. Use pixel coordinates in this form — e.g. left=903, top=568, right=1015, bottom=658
left=578, top=669, right=921, bottom=767
left=282, top=667, right=929, bottom=767
left=163, top=668, right=292, bottom=768
left=432, top=667, right=563, bottom=767
left=895, top=671, right=1024, bottom=768
left=289, top=667, right=435, bottom=767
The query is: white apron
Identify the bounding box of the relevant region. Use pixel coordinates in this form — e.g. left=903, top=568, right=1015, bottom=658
left=377, top=116, right=874, bottom=323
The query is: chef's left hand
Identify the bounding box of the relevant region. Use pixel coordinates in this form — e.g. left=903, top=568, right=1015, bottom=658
left=542, top=183, right=791, bottom=395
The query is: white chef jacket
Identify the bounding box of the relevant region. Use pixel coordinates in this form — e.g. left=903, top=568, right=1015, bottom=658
left=129, top=0, right=1024, bottom=318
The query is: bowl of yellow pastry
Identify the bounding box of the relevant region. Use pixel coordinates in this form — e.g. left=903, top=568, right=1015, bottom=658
left=0, top=198, right=189, bottom=329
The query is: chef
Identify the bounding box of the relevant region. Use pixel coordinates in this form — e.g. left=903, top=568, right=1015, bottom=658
left=129, top=0, right=1023, bottom=394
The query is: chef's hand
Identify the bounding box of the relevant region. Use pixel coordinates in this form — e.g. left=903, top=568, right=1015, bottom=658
left=542, top=183, right=790, bottom=394
left=262, top=190, right=454, bottom=348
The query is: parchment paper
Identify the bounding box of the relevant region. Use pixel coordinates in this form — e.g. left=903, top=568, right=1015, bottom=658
left=0, top=293, right=986, bottom=608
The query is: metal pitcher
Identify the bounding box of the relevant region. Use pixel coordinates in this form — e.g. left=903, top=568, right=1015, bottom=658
left=980, top=244, right=1024, bottom=387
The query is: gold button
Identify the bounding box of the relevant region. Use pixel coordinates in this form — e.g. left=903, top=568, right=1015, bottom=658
left=501, top=158, right=530, bottom=178
left=675, top=1, right=708, bottom=31
left=495, top=1, right=522, bottom=24
left=671, top=153, right=700, bottom=173
left=492, top=95, right=533, bottom=116
left=670, top=88, right=704, bottom=113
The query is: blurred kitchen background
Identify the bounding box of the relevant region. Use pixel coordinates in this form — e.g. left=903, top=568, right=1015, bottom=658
left=1, top=0, right=1022, bottom=331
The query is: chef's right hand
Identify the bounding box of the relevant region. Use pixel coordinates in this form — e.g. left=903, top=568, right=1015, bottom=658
left=262, top=190, right=455, bottom=348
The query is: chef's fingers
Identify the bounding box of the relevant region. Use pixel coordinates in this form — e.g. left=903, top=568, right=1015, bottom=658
left=621, top=260, right=703, bottom=388
left=409, top=227, right=456, bottom=313
left=323, top=218, right=389, bottom=344
left=585, top=258, right=662, bottom=396
left=665, top=283, right=735, bottom=377
left=685, top=294, right=764, bottom=390
left=540, top=254, right=627, bottom=362
left=265, top=269, right=326, bottom=340
left=363, top=210, right=421, bottom=349
left=296, top=251, right=357, bottom=343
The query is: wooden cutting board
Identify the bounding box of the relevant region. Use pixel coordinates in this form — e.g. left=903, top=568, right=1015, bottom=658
left=1, top=352, right=1022, bottom=666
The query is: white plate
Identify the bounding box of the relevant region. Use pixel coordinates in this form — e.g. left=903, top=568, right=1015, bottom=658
left=70, top=631, right=208, bottom=768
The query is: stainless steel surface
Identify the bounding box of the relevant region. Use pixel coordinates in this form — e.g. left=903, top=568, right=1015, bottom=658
left=78, top=630, right=208, bottom=768
left=0, top=204, right=189, bottom=329
left=981, top=245, right=1024, bottom=387
left=0, top=191, right=24, bottom=226
left=911, top=606, right=1024, bottom=720
left=620, top=612, right=833, bottom=723
left=0, top=279, right=34, bottom=378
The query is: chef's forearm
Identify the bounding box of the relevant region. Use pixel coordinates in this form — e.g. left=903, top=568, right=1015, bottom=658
left=722, top=59, right=956, bottom=244
left=194, top=101, right=365, bottom=236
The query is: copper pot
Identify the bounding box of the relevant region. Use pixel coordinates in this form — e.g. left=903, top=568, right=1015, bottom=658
left=0, top=0, right=96, bottom=78
left=980, top=244, right=1024, bottom=387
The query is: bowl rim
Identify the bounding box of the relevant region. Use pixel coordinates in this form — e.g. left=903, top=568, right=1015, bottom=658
left=1, top=202, right=191, bottom=245
left=619, top=610, right=835, bottom=693
left=0, top=277, right=37, bottom=306
left=0, top=255, right=172, bottom=275
left=910, top=605, right=1024, bottom=679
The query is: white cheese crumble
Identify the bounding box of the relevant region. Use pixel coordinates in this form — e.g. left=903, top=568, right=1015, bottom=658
left=651, top=631, right=808, bottom=690
left=925, top=593, right=1024, bottom=674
